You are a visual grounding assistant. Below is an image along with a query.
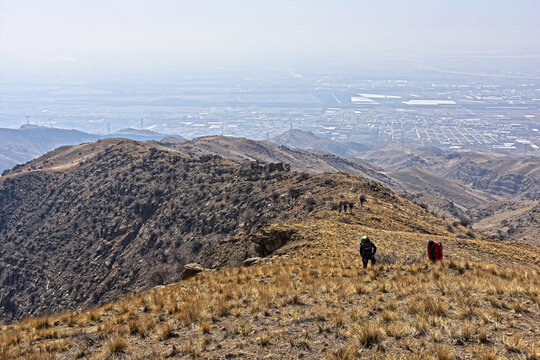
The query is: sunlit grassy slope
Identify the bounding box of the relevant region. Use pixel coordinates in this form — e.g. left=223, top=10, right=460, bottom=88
left=1, top=187, right=539, bottom=359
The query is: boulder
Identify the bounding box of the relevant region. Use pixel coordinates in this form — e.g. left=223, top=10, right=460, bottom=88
left=243, top=257, right=261, bottom=267
left=180, top=263, right=204, bottom=280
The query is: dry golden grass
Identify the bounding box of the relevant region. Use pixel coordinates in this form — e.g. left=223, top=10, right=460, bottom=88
left=257, top=332, right=271, bottom=347
left=105, top=335, right=128, bottom=354
left=503, top=333, right=526, bottom=353
left=85, top=307, right=103, bottom=322
left=1, top=213, right=539, bottom=359
left=155, top=322, right=174, bottom=341
left=352, top=322, right=384, bottom=348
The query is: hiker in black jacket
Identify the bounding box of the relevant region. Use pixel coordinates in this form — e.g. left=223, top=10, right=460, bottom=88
left=360, top=235, right=377, bottom=268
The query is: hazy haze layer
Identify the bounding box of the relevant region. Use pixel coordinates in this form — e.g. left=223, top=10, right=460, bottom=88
left=1, top=0, right=539, bottom=76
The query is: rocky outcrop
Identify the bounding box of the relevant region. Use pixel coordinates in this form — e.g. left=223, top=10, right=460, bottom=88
left=180, top=263, right=205, bottom=280
left=242, top=257, right=262, bottom=267
left=249, top=228, right=298, bottom=257
left=197, top=226, right=302, bottom=270
left=446, top=163, right=539, bottom=200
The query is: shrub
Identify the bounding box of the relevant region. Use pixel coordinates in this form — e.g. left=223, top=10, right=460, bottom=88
left=459, top=217, right=471, bottom=227
left=435, top=344, right=453, bottom=360
left=258, top=332, right=271, bottom=346
left=106, top=335, right=128, bottom=354
left=376, top=252, right=400, bottom=265
left=324, top=344, right=358, bottom=360
left=199, top=321, right=211, bottom=334
left=338, top=216, right=352, bottom=224
left=304, top=196, right=317, bottom=211
left=156, top=323, right=174, bottom=341
left=288, top=187, right=302, bottom=199
left=356, top=323, right=383, bottom=348
left=479, top=327, right=489, bottom=343
left=504, top=334, right=525, bottom=353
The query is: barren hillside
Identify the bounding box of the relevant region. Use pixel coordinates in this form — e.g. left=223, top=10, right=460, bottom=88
left=359, top=142, right=540, bottom=243
left=360, top=143, right=540, bottom=200
left=1, top=210, right=538, bottom=359
left=1, top=138, right=539, bottom=359
left=172, top=136, right=390, bottom=185
left=0, top=138, right=457, bottom=323
left=390, top=167, right=497, bottom=212
left=471, top=200, right=540, bottom=245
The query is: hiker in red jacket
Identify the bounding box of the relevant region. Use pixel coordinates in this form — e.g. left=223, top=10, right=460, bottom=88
left=427, top=240, right=443, bottom=262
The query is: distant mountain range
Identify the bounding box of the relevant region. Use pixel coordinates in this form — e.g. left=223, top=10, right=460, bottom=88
left=269, top=129, right=369, bottom=156
left=359, top=142, right=540, bottom=244
left=0, top=126, right=537, bottom=244
left=0, top=125, right=99, bottom=172
left=0, top=125, right=183, bottom=173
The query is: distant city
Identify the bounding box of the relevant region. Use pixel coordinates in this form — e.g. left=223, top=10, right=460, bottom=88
left=1, top=58, right=539, bottom=154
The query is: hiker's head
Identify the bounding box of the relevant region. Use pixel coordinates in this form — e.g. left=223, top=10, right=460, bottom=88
left=361, top=235, right=370, bottom=243
left=428, top=240, right=434, bottom=248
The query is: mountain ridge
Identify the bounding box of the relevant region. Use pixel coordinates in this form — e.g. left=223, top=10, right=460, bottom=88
left=269, top=128, right=369, bottom=156
left=0, top=138, right=539, bottom=359
left=0, top=138, right=468, bottom=323
left=0, top=125, right=183, bottom=174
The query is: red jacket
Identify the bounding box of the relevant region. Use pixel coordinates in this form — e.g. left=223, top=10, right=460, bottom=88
left=428, top=241, right=443, bottom=262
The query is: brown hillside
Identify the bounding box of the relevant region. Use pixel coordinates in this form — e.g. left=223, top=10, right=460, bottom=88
left=0, top=138, right=463, bottom=323
left=390, top=167, right=497, bottom=212
left=361, top=143, right=540, bottom=200
left=1, top=215, right=538, bottom=359
left=471, top=200, right=540, bottom=245
left=360, top=142, right=540, bottom=243
left=1, top=138, right=539, bottom=359
left=434, top=152, right=540, bottom=200
left=171, top=136, right=390, bottom=186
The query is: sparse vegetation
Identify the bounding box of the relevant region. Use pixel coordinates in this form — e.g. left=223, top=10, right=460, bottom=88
left=106, top=335, right=128, bottom=354
left=0, top=140, right=538, bottom=359
left=355, top=323, right=384, bottom=348
left=1, top=244, right=538, bottom=358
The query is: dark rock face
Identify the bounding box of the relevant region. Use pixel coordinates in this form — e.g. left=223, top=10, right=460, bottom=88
left=0, top=140, right=329, bottom=322
left=249, top=228, right=297, bottom=257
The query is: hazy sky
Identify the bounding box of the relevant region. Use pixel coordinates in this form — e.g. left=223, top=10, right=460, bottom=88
left=1, top=0, right=539, bottom=74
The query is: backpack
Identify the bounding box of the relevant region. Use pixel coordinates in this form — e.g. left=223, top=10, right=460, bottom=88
left=361, top=240, right=373, bottom=257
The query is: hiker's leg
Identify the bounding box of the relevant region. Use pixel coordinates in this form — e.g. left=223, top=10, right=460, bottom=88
left=362, top=258, right=368, bottom=268
left=371, top=256, right=376, bottom=266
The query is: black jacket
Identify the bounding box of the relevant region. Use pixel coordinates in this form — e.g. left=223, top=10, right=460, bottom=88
left=360, top=241, right=377, bottom=258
